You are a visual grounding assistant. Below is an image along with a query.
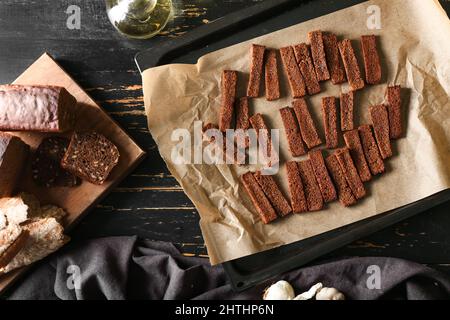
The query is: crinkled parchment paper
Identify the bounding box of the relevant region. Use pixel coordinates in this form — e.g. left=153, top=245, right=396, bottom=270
left=142, top=0, right=450, bottom=264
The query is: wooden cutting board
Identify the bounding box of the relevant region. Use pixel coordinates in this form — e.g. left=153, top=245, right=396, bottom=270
left=0, top=52, right=146, bottom=293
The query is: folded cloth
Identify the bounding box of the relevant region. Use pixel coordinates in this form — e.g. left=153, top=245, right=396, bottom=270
left=6, top=236, right=450, bottom=300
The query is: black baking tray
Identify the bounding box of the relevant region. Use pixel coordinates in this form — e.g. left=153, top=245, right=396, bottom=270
left=136, top=0, right=450, bottom=291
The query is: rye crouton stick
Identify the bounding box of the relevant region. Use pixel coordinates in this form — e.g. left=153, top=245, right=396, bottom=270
left=361, top=35, right=382, bottom=84
left=292, top=98, right=322, bottom=149
left=338, top=39, right=365, bottom=91
left=293, top=43, right=321, bottom=95
left=386, top=85, right=403, bottom=139
left=323, top=33, right=346, bottom=85
left=309, top=150, right=337, bottom=203
left=280, top=46, right=307, bottom=98
left=241, top=172, right=277, bottom=224
left=286, top=161, right=308, bottom=213
left=343, top=129, right=372, bottom=182
left=254, top=171, right=292, bottom=217
left=325, top=154, right=357, bottom=207
left=369, top=104, right=392, bottom=159
left=358, top=125, right=385, bottom=175
left=322, top=96, right=339, bottom=149
left=308, top=30, right=330, bottom=81
left=340, top=91, right=354, bottom=131
left=264, top=49, right=281, bottom=101
left=247, top=44, right=266, bottom=97
left=279, top=107, right=306, bottom=157
left=219, top=70, right=237, bottom=132
left=298, top=160, right=324, bottom=211
left=335, top=148, right=366, bottom=200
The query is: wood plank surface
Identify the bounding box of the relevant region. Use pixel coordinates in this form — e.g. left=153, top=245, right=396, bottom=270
left=0, top=0, right=449, bottom=284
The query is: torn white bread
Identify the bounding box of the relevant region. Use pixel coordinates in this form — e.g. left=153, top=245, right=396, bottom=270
left=0, top=213, right=6, bottom=230
left=30, top=205, right=67, bottom=224
left=0, top=224, right=30, bottom=269
left=0, top=193, right=41, bottom=226
left=0, top=217, right=69, bottom=274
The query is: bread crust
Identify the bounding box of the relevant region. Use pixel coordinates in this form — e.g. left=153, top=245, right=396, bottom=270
left=338, top=40, right=365, bottom=91
left=308, top=31, right=330, bottom=81
left=335, top=148, right=366, bottom=199
left=340, top=91, right=354, bottom=131
left=309, top=150, right=337, bottom=203
left=254, top=172, right=292, bottom=217
left=322, top=96, right=339, bottom=149
left=386, top=85, right=402, bottom=139
left=0, top=229, right=29, bottom=269
left=280, top=46, right=307, bottom=98
left=325, top=154, right=357, bottom=207
left=0, top=85, right=76, bottom=132
left=323, top=33, right=346, bottom=85
left=241, top=172, right=277, bottom=224
left=219, top=70, right=238, bottom=132
left=361, top=35, right=382, bottom=84
left=264, top=49, right=280, bottom=101
left=286, top=161, right=308, bottom=213
left=247, top=44, right=266, bottom=97
left=0, top=133, right=29, bottom=197
left=358, top=125, right=385, bottom=175
left=292, top=98, right=322, bottom=149
left=370, top=104, right=392, bottom=159
left=343, top=129, right=372, bottom=182
left=298, top=160, right=324, bottom=211
left=293, top=43, right=321, bottom=95
left=279, top=107, right=306, bottom=157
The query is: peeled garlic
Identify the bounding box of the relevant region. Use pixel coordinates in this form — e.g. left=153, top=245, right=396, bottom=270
left=263, top=280, right=295, bottom=300
left=316, top=287, right=345, bottom=300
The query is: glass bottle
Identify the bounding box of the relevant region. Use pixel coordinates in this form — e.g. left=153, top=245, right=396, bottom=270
left=105, top=0, right=172, bottom=39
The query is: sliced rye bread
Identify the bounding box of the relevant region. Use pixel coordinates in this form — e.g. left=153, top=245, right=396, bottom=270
left=32, top=137, right=80, bottom=188
left=61, top=132, right=120, bottom=185
left=0, top=224, right=30, bottom=269
left=0, top=217, right=69, bottom=274
left=0, top=132, right=29, bottom=198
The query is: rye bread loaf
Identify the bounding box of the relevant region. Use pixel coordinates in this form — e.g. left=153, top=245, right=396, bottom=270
left=61, top=132, right=120, bottom=185
left=0, top=85, right=76, bottom=132
left=0, top=133, right=29, bottom=197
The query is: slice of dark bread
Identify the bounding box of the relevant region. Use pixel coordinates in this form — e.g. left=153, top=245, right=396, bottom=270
left=32, top=137, right=80, bottom=187
left=0, top=133, right=29, bottom=197
left=61, top=132, right=120, bottom=185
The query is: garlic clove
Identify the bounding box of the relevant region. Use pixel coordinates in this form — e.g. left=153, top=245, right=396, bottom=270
left=293, top=282, right=323, bottom=300
left=263, top=280, right=295, bottom=300
left=315, top=287, right=345, bottom=300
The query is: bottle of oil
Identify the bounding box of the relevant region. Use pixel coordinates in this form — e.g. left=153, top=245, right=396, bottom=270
left=105, top=0, right=172, bottom=39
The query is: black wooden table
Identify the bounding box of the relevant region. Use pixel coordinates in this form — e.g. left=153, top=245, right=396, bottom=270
left=0, top=0, right=449, bottom=275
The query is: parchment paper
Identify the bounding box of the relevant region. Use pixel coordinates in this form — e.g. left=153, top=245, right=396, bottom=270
left=142, top=0, right=450, bottom=265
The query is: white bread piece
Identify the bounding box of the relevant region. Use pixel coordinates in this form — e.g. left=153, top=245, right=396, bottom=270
left=0, top=217, right=69, bottom=274
left=0, top=193, right=41, bottom=225
left=0, top=224, right=30, bottom=269
left=31, top=205, right=67, bottom=224
left=0, top=213, right=6, bottom=230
